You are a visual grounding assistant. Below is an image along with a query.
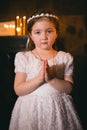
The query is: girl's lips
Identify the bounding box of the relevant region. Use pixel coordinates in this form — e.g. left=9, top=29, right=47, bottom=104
left=41, top=41, right=48, bottom=44
left=41, top=42, right=47, bottom=44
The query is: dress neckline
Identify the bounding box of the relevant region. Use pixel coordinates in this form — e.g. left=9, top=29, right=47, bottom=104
left=30, top=50, right=60, bottom=62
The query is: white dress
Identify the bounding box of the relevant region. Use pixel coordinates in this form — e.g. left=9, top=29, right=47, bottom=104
left=9, top=51, right=83, bottom=130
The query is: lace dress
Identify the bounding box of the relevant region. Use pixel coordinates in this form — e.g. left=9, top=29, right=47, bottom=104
left=9, top=51, right=83, bottom=130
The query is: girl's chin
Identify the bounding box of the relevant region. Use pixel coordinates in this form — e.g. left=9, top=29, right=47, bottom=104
left=40, top=45, right=50, bottom=49
left=40, top=47, right=50, bottom=50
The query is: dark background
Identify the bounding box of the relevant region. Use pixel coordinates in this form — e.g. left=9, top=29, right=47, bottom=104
left=0, top=0, right=87, bottom=21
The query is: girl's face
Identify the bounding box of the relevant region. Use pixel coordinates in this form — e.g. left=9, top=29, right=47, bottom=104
left=29, top=18, right=58, bottom=50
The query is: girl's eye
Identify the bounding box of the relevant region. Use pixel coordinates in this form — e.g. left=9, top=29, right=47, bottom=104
left=47, top=30, right=53, bottom=34
left=35, top=31, right=41, bottom=35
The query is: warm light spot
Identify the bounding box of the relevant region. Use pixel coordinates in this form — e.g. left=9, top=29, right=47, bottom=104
left=16, top=27, right=21, bottom=32
left=23, top=16, right=26, bottom=19
left=16, top=16, right=19, bottom=19
left=4, top=24, right=15, bottom=29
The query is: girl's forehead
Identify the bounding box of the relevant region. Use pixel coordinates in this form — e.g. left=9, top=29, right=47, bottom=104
left=32, top=18, right=55, bottom=28
left=32, top=23, right=55, bottom=32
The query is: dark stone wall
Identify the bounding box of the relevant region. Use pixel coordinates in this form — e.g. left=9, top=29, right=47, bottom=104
left=0, top=52, right=17, bottom=130
left=72, top=55, right=87, bottom=130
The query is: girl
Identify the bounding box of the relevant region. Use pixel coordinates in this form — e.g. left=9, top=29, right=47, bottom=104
left=9, top=9, right=83, bottom=130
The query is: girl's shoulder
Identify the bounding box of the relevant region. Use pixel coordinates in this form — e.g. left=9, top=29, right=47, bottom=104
left=58, top=50, right=71, bottom=55
left=15, top=51, right=32, bottom=59
left=56, top=51, right=73, bottom=62
left=14, top=51, right=33, bottom=64
left=58, top=51, right=73, bottom=58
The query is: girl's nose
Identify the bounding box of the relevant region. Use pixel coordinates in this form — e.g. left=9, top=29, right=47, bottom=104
left=42, top=32, right=47, bottom=40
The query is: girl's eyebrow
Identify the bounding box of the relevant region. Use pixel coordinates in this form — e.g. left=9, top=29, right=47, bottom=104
left=47, top=28, right=53, bottom=29
left=32, top=27, right=55, bottom=32
left=33, top=28, right=54, bottom=31
left=32, top=29, right=41, bottom=32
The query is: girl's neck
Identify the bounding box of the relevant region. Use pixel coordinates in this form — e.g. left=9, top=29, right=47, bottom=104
left=35, top=47, right=53, bottom=53
left=33, top=48, right=57, bottom=60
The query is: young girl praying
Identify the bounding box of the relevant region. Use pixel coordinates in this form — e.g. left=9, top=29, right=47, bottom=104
left=9, top=9, right=83, bottom=130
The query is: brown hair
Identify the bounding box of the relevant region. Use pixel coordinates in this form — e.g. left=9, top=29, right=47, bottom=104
left=26, top=9, right=60, bottom=51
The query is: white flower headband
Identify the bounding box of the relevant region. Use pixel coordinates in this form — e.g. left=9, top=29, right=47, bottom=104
left=27, top=13, right=59, bottom=23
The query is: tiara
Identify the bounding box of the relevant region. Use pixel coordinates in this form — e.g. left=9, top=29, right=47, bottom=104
left=27, top=13, right=59, bottom=23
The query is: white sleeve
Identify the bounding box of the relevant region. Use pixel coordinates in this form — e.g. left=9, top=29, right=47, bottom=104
left=64, top=53, right=73, bottom=76
left=14, top=52, right=27, bottom=73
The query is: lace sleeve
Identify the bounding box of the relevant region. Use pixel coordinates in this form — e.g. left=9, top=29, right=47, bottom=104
left=14, top=52, right=27, bottom=73
left=64, top=53, right=73, bottom=76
